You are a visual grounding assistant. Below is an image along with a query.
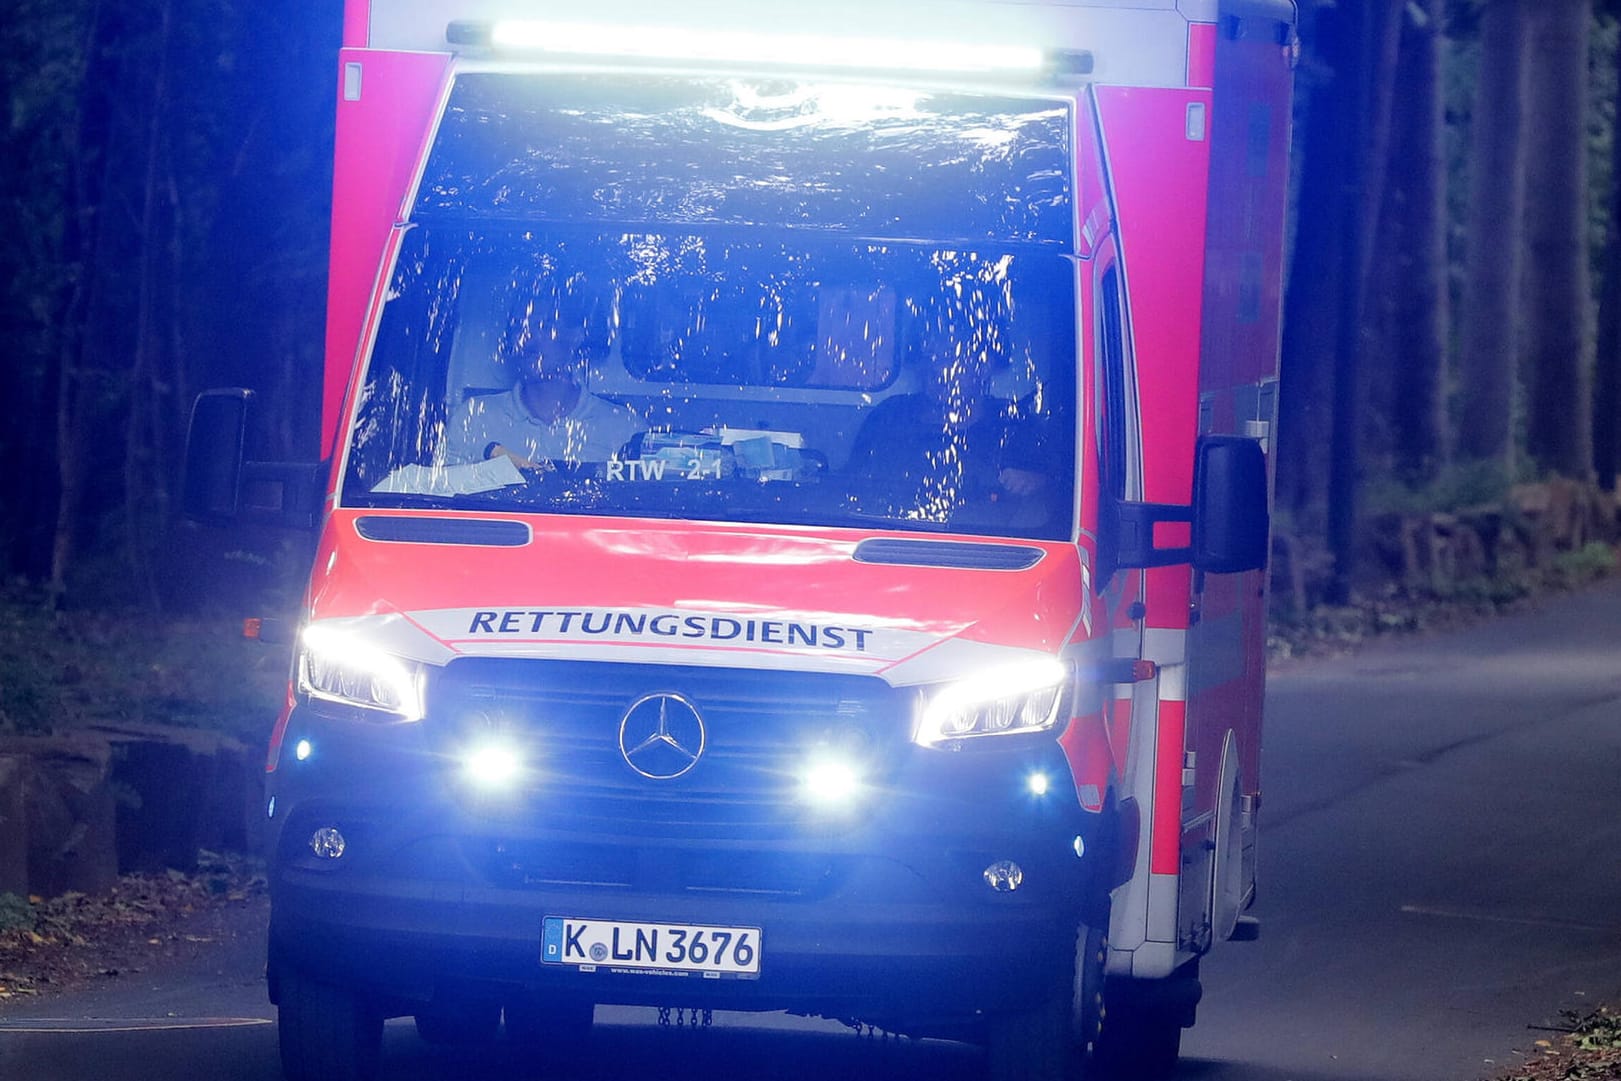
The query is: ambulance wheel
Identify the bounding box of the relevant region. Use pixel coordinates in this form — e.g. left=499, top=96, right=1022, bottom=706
left=985, top=920, right=1106, bottom=1081
left=414, top=999, right=501, bottom=1045
left=277, top=969, right=383, bottom=1081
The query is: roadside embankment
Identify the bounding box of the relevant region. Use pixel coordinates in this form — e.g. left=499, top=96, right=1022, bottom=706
left=0, top=725, right=264, bottom=901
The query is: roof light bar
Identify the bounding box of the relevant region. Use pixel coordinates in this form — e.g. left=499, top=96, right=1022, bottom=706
left=446, top=19, right=1091, bottom=77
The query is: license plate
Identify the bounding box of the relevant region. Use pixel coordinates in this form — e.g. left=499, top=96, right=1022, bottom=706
left=541, top=917, right=762, bottom=979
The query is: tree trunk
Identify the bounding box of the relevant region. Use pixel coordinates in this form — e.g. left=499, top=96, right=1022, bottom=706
left=47, top=0, right=109, bottom=608
left=1594, top=32, right=1621, bottom=490
left=1326, top=0, right=1404, bottom=604
left=1458, top=0, right=1529, bottom=471
left=124, top=0, right=174, bottom=610
left=1277, top=1, right=1347, bottom=531
left=1522, top=0, right=1594, bottom=480
left=1373, top=0, right=1449, bottom=482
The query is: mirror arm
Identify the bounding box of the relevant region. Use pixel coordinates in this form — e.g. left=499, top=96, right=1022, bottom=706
left=1115, top=500, right=1194, bottom=569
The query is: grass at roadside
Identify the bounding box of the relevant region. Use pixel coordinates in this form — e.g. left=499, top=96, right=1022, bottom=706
left=1266, top=541, right=1621, bottom=662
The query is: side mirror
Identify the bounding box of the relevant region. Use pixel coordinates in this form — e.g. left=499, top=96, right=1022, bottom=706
left=1112, top=435, right=1269, bottom=574
left=1191, top=435, right=1269, bottom=574
left=182, top=389, right=251, bottom=523
left=182, top=388, right=324, bottom=530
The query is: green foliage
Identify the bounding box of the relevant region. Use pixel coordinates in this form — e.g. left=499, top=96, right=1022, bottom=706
left=1549, top=541, right=1620, bottom=586
left=0, top=599, right=57, bottom=735
left=1360, top=458, right=1525, bottom=517
left=1571, top=1006, right=1621, bottom=1052
left=0, top=893, right=33, bottom=933
left=0, top=583, right=287, bottom=739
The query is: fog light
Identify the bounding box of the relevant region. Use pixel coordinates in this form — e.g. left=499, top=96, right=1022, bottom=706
left=310, top=826, right=346, bottom=860
left=1026, top=771, right=1050, bottom=797
left=294, top=739, right=312, bottom=762
left=983, top=859, right=1023, bottom=892
left=464, top=744, right=524, bottom=788
left=800, top=759, right=862, bottom=807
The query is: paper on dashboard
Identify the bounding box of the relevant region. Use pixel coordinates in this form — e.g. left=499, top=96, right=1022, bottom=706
left=370, top=456, right=525, bottom=496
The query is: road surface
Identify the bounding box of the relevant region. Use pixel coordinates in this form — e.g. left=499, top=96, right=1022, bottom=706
left=1185, top=580, right=1621, bottom=1080
left=6, top=582, right=1621, bottom=1080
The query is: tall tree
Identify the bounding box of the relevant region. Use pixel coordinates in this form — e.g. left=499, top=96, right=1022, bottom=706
left=1522, top=0, right=1595, bottom=479
left=1276, top=0, right=1405, bottom=602
left=0, top=0, right=98, bottom=582
left=1367, top=0, right=1450, bottom=482
left=1276, top=1, right=1347, bottom=530
left=1457, top=0, right=1529, bottom=472
left=1325, top=0, right=1404, bottom=603
left=1595, top=15, right=1621, bottom=489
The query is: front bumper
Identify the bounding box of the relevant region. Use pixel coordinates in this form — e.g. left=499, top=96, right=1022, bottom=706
left=265, top=700, right=1105, bottom=1029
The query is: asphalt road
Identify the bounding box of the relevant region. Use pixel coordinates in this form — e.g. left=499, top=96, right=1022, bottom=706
left=5, top=582, right=1621, bottom=1081
left=1184, top=579, right=1621, bottom=1081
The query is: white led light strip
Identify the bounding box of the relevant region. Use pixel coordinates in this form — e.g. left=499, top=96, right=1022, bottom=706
left=484, top=19, right=1047, bottom=74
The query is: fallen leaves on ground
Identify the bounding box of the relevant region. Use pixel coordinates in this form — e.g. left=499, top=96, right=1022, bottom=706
left=1495, top=1008, right=1621, bottom=1081
left=0, top=850, right=265, bottom=1002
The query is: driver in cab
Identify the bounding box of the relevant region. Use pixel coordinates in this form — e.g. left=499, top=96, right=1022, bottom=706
left=444, top=275, right=644, bottom=471
left=845, top=307, right=1053, bottom=520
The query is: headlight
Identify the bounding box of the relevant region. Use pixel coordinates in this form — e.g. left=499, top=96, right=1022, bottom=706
left=914, top=657, right=1069, bottom=747
left=297, top=624, right=424, bottom=721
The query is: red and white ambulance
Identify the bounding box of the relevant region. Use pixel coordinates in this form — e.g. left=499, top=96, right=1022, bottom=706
left=186, top=2, right=1295, bottom=1078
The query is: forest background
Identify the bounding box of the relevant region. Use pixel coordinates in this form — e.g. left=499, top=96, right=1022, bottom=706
left=0, top=0, right=1618, bottom=737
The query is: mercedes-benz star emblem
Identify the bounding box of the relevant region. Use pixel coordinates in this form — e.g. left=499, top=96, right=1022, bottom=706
left=618, top=693, right=707, bottom=780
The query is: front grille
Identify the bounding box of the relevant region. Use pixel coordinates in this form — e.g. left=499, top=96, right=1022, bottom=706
left=429, top=659, right=908, bottom=841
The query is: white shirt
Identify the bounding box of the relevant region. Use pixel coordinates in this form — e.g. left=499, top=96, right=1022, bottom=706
left=444, top=383, right=644, bottom=465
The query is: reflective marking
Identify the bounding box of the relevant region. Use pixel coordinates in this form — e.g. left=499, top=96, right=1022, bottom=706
left=0, top=1017, right=272, bottom=1034
left=1399, top=905, right=1618, bottom=934
left=1141, top=627, right=1187, bottom=665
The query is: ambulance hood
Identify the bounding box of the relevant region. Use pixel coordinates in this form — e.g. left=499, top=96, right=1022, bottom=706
left=305, top=512, right=1091, bottom=687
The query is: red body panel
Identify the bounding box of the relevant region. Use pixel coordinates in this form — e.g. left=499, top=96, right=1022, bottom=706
left=322, top=50, right=450, bottom=456
left=1193, top=22, right=1294, bottom=807
left=308, top=512, right=1088, bottom=666
left=1093, top=85, right=1215, bottom=878
left=343, top=3, right=369, bottom=48
left=1187, top=22, right=1217, bottom=89
left=1093, top=86, right=1212, bottom=519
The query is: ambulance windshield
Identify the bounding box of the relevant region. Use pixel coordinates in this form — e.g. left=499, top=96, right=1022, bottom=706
left=339, top=73, right=1077, bottom=541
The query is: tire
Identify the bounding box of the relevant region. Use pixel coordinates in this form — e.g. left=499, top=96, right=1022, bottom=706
left=504, top=992, right=595, bottom=1050
left=1093, top=974, right=1187, bottom=1081
left=985, top=920, right=1107, bottom=1081
left=414, top=999, right=501, bottom=1046
left=277, top=970, right=383, bottom=1081
left=1071, top=920, right=1108, bottom=1061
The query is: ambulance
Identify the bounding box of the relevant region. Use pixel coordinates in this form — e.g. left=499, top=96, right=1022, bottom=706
left=183, top=2, right=1296, bottom=1078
